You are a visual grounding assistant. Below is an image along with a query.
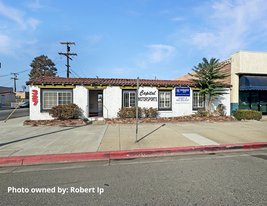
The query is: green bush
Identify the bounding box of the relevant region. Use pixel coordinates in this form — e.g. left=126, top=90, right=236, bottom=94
left=148, top=107, right=158, bottom=118
left=142, top=107, right=158, bottom=118
left=117, top=107, right=158, bottom=118
left=49, top=103, right=82, bottom=120
left=117, top=107, right=142, bottom=118
left=195, top=109, right=210, bottom=117
left=233, top=110, right=262, bottom=121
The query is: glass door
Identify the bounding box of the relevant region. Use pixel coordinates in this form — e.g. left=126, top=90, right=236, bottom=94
left=98, top=93, right=103, bottom=116
left=260, top=91, right=267, bottom=114
left=251, top=91, right=259, bottom=111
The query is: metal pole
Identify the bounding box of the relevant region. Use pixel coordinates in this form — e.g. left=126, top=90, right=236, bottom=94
left=136, top=77, right=139, bottom=143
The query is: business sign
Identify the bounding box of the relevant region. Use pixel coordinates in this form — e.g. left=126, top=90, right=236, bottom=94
left=32, top=90, right=38, bottom=105
left=175, top=87, right=190, bottom=96
left=138, top=90, right=157, bottom=102
left=175, top=97, right=190, bottom=104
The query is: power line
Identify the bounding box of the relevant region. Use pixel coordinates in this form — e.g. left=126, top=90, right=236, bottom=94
left=58, top=42, right=77, bottom=78
left=72, top=56, right=86, bottom=77
left=70, top=68, right=80, bottom=78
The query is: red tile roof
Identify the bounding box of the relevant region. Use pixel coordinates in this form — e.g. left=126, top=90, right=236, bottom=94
left=0, top=91, right=14, bottom=94
left=26, top=76, right=197, bottom=87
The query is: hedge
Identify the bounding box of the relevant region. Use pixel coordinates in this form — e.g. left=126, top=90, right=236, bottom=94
left=233, top=110, right=262, bottom=121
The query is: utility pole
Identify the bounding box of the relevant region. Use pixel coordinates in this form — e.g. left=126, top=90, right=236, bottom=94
left=11, top=73, right=18, bottom=92
left=58, top=42, right=77, bottom=78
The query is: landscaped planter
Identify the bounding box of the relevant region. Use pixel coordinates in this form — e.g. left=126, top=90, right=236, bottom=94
left=23, top=119, right=86, bottom=126
left=105, top=116, right=236, bottom=124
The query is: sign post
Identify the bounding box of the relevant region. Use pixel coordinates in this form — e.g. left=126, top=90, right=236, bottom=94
left=135, top=77, right=139, bottom=143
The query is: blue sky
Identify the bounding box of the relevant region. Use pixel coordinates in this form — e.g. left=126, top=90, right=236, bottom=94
left=1, top=0, right=267, bottom=91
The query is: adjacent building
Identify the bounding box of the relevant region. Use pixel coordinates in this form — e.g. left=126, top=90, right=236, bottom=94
left=175, top=51, right=267, bottom=115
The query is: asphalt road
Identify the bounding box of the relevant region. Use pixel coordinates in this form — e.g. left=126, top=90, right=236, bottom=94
left=1, top=150, right=267, bottom=205
left=0, top=107, right=29, bottom=121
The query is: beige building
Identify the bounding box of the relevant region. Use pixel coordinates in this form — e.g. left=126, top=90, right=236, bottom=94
left=175, top=51, right=267, bottom=115
left=15, top=91, right=29, bottom=100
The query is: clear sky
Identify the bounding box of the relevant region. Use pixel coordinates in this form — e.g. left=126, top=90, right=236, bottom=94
left=1, top=0, right=267, bottom=91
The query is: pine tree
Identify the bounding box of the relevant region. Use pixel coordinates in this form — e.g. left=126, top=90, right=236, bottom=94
left=189, top=57, right=229, bottom=111
left=29, top=55, right=57, bottom=80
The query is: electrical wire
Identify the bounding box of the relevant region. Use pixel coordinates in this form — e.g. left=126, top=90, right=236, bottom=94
left=72, top=56, right=86, bottom=77
left=70, top=68, right=80, bottom=78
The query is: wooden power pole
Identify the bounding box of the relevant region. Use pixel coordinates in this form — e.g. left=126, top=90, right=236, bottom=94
left=58, top=42, right=77, bottom=78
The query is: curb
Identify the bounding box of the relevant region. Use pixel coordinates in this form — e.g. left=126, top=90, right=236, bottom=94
left=1, top=142, right=267, bottom=167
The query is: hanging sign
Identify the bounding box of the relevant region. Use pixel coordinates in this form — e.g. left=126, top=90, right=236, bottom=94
left=32, top=90, right=38, bottom=105
left=175, top=88, right=190, bottom=96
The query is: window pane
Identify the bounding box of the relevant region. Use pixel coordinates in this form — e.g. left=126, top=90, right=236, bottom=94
left=43, top=92, right=57, bottom=109
left=130, top=92, right=135, bottom=107
left=159, top=93, right=164, bottom=108
left=199, top=94, right=204, bottom=107
left=124, top=93, right=129, bottom=107
left=165, top=92, right=170, bottom=107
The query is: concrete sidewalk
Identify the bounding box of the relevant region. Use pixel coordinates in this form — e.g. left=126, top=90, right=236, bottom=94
left=99, top=119, right=267, bottom=151
left=0, top=116, right=107, bottom=157
left=0, top=116, right=267, bottom=165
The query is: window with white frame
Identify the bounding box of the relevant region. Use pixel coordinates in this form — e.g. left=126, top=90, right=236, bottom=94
left=42, top=90, right=72, bottom=110
left=193, top=91, right=204, bottom=109
left=122, top=90, right=136, bottom=108
left=158, top=90, right=172, bottom=110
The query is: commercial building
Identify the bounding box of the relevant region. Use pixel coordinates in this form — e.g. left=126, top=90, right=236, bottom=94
left=26, top=76, right=230, bottom=120
left=175, top=51, right=267, bottom=115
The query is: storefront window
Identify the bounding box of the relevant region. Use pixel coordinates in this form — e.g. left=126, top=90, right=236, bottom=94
left=239, top=91, right=250, bottom=110
left=193, top=91, right=204, bottom=110
left=122, top=90, right=136, bottom=108
left=42, top=90, right=72, bottom=110
left=158, top=90, right=172, bottom=110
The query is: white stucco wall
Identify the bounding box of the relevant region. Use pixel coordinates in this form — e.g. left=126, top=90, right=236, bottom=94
left=29, top=85, right=53, bottom=120
left=73, top=85, right=88, bottom=119
left=103, top=86, right=121, bottom=118
left=208, top=88, right=231, bottom=115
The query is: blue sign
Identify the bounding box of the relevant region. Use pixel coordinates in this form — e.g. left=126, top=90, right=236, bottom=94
left=175, top=87, right=190, bottom=96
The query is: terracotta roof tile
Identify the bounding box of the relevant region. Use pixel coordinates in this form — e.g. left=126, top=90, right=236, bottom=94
left=174, top=59, right=231, bottom=85
left=0, top=91, right=14, bottom=94
left=26, top=76, right=197, bottom=87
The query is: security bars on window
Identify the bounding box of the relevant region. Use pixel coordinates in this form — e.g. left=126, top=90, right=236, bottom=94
left=43, top=92, right=72, bottom=109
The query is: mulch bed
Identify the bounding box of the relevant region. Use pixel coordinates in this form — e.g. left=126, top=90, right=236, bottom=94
left=105, top=116, right=236, bottom=124
left=23, top=119, right=86, bottom=126
left=23, top=116, right=237, bottom=126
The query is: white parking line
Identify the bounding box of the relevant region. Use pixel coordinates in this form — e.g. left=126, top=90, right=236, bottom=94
left=182, top=133, right=219, bottom=146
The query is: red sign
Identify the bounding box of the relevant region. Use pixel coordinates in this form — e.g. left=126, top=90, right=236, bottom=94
left=32, top=90, right=37, bottom=105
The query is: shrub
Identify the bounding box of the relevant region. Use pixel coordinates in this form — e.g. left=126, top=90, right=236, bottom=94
left=49, top=104, right=82, bottom=120
left=233, top=110, right=262, bottom=121
left=62, top=103, right=82, bottom=119
left=49, top=105, right=64, bottom=120
left=215, top=104, right=226, bottom=116
left=117, top=107, right=142, bottom=118
left=143, top=107, right=150, bottom=118
left=148, top=107, right=158, bottom=118
left=195, top=109, right=210, bottom=117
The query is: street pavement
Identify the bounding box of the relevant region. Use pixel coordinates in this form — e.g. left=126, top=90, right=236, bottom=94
left=0, top=115, right=267, bottom=158
left=1, top=150, right=267, bottom=205
left=0, top=106, right=29, bottom=121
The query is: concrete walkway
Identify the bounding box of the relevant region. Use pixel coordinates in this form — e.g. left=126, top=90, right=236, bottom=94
left=0, top=116, right=107, bottom=157
left=99, top=119, right=267, bottom=151
left=0, top=116, right=267, bottom=158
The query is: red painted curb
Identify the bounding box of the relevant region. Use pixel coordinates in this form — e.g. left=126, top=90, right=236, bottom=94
left=0, top=142, right=267, bottom=166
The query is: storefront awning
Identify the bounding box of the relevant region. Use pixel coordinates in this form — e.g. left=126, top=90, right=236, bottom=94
left=239, top=75, right=267, bottom=91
